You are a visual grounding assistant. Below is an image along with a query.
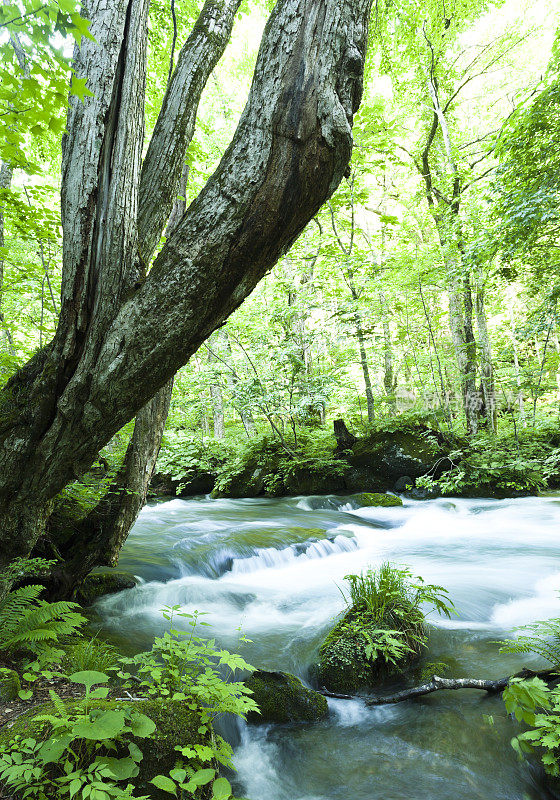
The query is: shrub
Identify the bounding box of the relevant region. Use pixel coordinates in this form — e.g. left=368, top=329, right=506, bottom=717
left=0, top=670, right=157, bottom=800
left=63, top=637, right=121, bottom=675
left=318, top=564, right=454, bottom=692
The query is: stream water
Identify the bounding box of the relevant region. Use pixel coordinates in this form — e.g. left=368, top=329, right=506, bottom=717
left=95, top=493, right=560, bottom=800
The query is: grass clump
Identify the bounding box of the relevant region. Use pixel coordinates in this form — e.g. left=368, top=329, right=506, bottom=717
left=318, top=563, right=454, bottom=693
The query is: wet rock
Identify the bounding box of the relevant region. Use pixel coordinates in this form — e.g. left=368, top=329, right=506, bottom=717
left=76, top=572, right=137, bottom=606
left=355, top=492, right=403, bottom=507
left=343, top=428, right=447, bottom=493
left=245, top=669, right=328, bottom=724
left=150, top=470, right=215, bottom=497
left=394, top=475, right=413, bottom=492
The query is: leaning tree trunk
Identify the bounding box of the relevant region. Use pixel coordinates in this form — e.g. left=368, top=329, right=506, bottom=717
left=29, top=0, right=240, bottom=595
left=0, top=0, right=373, bottom=597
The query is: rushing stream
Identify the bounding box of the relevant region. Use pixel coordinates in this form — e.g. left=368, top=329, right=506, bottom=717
left=95, top=493, right=560, bottom=800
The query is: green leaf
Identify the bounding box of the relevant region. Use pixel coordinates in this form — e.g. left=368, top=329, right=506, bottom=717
left=69, top=671, right=109, bottom=692
left=150, top=775, right=177, bottom=794
left=212, top=776, right=232, bottom=799
left=72, top=710, right=126, bottom=740
left=128, top=712, right=156, bottom=738
left=189, top=767, right=215, bottom=786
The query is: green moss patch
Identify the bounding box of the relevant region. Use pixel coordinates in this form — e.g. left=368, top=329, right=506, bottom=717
left=245, top=669, right=328, bottom=724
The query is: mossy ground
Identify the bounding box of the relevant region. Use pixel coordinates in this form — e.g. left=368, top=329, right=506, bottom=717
left=0, top=698, right=209, bottom=800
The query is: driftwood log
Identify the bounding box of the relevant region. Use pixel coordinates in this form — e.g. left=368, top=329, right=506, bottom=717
left=320, top=667, right=558, bottom=705
left=365, top=668, right=558, bottom=706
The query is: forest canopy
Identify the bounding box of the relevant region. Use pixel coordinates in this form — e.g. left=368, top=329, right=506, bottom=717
left=0, top=0, right=559, bottom=590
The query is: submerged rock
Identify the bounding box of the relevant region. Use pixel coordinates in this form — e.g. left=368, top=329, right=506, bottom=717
left=355, top=492, right=403, bottom=507
left=76, top=572, right=137, bottom=606
left=245, top=669, right=328, bottom=724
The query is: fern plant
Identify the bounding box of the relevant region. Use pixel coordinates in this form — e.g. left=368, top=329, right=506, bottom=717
left=500, top=613, right=560, bottom=668
left=0, top=584, right=85, bottom=661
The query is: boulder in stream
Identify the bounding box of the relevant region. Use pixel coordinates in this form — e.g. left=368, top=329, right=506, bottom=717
left=76, top=572, right=137, bottom=606
left=245, top=669, right=328, bottom=724
left=317, top=610, right=420, bottom=694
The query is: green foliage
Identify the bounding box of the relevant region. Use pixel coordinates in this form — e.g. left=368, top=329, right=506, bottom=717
left=500, top=608, right=560, bottom=669
left=417, top=425, right=560, bottom=496
left=0, top=583, right=85, bottom=662
left=318, top=564, right=454, bottom=692
left=156, top=431, right=231, bottom=490
left=0, top=671, right=155, bottom=800
left=212, top=429, right=347, bottom=497
left=117, top=607, right=258, bottom=797
left=340, top=563, right=454, bottom=662
left=63, top=637, right=121, bottom=675
left=503, top=677, right=560, bottom=776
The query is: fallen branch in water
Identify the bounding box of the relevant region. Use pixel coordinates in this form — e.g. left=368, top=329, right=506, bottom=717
left=365, top=667, right=558, bottom=706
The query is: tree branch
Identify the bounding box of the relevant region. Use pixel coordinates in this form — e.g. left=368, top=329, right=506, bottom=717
left=138, top=0, right=242, bottom=262
left=364, top=668, right=558, bottom=706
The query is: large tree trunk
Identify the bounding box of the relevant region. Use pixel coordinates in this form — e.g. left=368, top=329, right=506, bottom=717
left=0, top=0, right=373, bottom=595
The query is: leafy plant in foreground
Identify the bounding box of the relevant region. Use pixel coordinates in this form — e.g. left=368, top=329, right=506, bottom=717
left=117, top=607, right=258, bottom=799
left=500, top=609, right=560, bottom=669
left=0, top=670, right=156, bottom=800
left=0, top=583, right=85, bottom=663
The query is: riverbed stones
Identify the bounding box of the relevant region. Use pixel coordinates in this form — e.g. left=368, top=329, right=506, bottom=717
left=245, top=669, right=328, bottom=724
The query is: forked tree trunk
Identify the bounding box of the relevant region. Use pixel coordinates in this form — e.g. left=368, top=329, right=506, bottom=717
left=0, top=0, right=373, bottom=596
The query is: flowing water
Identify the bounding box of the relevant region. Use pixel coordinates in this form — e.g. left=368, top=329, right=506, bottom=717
left=95, top=493, right=560, bottom=800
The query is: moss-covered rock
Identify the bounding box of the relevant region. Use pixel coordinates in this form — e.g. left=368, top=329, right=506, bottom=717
left=317, top=611, right=419, bottom=694
left=356, top=492, right=403, bottom=507
left=245, top=669, right=328, bottom=724
left=76, top=572, right=137, bottom=606
left=344, top=428, right=447, bottom=493
left=0, top=698, right=208, bottom=800
left=0, top=668, right=20, bottom=701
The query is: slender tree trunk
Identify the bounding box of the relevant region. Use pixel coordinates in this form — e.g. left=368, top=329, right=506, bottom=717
left=475, top=282, right=496, bottom=432
left=0, top=161, right=15, bottom=355
left=354, top=308, right=375, bottom=423
left=508, top=298, right=525, bottom=427
left=207, top=342, right=225, bottom=439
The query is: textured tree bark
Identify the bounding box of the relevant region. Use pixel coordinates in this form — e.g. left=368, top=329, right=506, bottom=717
left=0, top=0, right=373, bottom=592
